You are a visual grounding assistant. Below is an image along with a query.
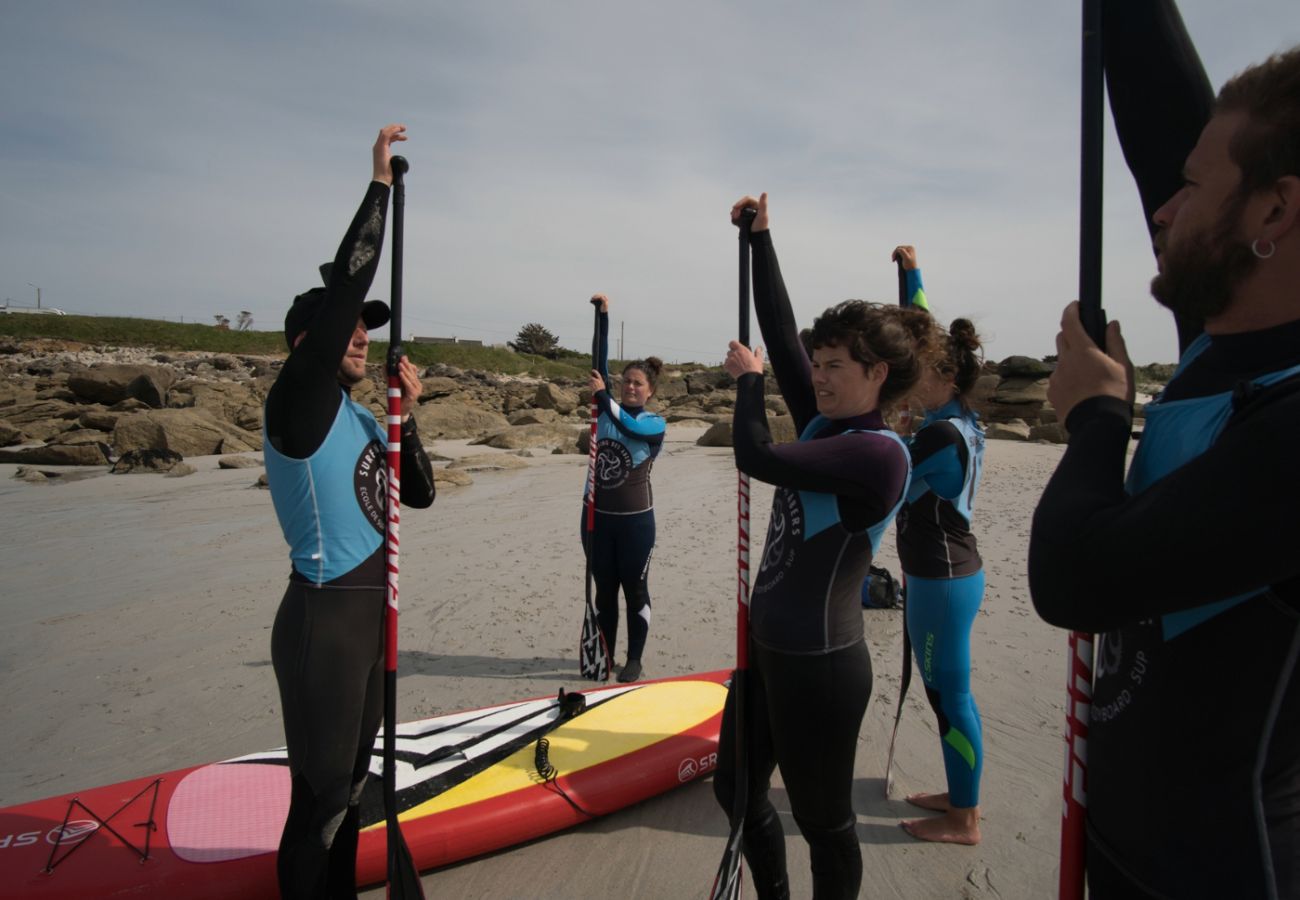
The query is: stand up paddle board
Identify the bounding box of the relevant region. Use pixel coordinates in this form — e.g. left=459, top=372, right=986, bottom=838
left=0, top=669, right=729, bottom=899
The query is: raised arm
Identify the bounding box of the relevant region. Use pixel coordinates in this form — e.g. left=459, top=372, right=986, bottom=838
left=1103, top=0, right=1214, bottom=350
left=731, top=193, right=819, bottom=432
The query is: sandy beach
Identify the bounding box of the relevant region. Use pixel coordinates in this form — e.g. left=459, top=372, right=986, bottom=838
left=0, top=425, right=1071, bottom=899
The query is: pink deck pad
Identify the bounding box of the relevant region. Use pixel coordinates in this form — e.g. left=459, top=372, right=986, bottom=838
left=167, top=763, right=289, bottom=863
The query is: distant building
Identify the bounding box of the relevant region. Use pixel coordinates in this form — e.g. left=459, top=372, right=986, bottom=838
left=0, top=302, right=66, bottom=316
left=411, top=336, right=483, bottom=347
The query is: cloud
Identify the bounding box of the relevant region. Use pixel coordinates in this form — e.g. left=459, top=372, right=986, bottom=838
left=1, top=1, right=1296, bottom=362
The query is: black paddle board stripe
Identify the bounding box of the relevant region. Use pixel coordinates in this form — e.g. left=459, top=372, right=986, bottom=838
left=385, top=687, right=633, bottom=773
left=358, top=685, right=647, bottom=823
left=391, top=703, right=565, bottom=768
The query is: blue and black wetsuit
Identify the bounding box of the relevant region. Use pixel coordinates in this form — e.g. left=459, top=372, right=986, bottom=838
left=897, top=400, right=986, bottom=809
left=263, top=180, right=435, bottom=900
left=580, top=310, right=665, bottom=668
left=1031, top=6, right=1300, bottom=896
left=713, top=229, right=911, bottom=899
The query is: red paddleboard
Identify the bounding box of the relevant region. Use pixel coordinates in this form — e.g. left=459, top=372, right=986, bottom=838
left=0, top=670, right=729, bottom=899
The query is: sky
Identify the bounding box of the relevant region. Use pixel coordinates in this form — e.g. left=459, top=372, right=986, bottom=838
left=1, top=1, right=1296, bottom=365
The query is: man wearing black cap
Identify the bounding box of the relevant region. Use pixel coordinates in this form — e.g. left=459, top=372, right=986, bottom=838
left=263, top=123, right=435, bottom=900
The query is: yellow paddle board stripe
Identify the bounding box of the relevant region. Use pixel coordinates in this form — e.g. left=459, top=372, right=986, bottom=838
left=394, top=680, right=725, bottom=822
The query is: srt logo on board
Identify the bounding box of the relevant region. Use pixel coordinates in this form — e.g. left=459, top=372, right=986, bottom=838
left=678, top=752, right=718, bottom=783
left=0, top=820, right=99, bottom=850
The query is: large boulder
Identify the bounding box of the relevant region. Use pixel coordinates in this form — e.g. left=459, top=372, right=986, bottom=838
left=218, top=455, right=263, bottom=469
left=67, top=364, right=176, bottom=407
left=78, top=408, right=122, bottom=432
left=446, top=454, right=530, bottom=472
left=433, top=466, right=474, bottom=487
left=411, top=399, right=510, bottom=440
left=2, top=399, right=81, bottom=442
left=508, top=409, right=563, bottom=426
left=420, top=376, right=462, bottom=399
left=694, top=415, right=796, bottom=448
left=0, top=420, right=23, bottom=446
left=986, top=420, right=1032, bottom=441
left=0, top=442, right=111, bottom=466
left=653, top=376, right=689, bottom=402
left=997, top=356, right=1055, bottom=378
left=50, top=428, right=113, bottom=446
left=534, top=383, right=579, bottom=414
left=1029, top=422, right=1068, bottom=443
left=686, top=371, right=734, bottom=395
left=472, top=423, right=583, bottom=452
left=112, top=408, right=263, bottom=456
left=993, top=377, right=1050, bottom=405
left=172, top=380, right=263, bottom=422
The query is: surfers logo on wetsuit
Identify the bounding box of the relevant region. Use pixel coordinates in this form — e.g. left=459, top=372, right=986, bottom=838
left=354, top=439, right=387, bottom=534
left=1092, top=623, right=1154, bottom=724
left=596, top=441, right=633, bottom=491
left=756, top=488, right=802, bottom=590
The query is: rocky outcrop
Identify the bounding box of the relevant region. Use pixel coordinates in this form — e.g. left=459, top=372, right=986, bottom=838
left=112, top=409, right=262, bottom=456
left=0, top=441, right=111, bottom=465
left=67, top=364, right=175, bottom=408
left=533, top=383, right=579, bottom=414
left=412, top=400, right=510, bottom=439
left=472, top=423, right=582, bottom=452
left=0, top=340, right=1157, bottom=470
left=696, top=415, right=796, bottom=448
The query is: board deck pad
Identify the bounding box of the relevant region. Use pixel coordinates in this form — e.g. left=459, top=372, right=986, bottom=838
left=0, top=670, right=730, bottom=899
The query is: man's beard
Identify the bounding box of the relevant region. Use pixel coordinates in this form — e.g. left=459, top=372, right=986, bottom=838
left=336, top=364, right=366, bottom=387
left=1150, top=206, right=1258, bottom=323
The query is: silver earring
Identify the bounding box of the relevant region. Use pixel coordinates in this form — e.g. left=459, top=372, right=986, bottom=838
left=1251, top=238, right=1276, bottom=259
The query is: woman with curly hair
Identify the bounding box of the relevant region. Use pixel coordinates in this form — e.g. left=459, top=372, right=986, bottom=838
left=714, top=192, right=943, bottom=899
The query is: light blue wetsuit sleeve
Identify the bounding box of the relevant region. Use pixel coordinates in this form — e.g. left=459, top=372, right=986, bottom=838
left=596, top=392, right=667, bottom=443
left=907, top=442, right=964, bottom=502
left=905, top=268, right=929, bottom=311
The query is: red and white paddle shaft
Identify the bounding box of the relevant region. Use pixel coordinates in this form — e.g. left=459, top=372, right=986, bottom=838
left=1060, top=630, right=1093, bottom=899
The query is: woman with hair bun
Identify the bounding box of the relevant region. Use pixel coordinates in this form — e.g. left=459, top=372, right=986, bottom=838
left=895, top=311, right=988, bottom=846
left=714, top=192, right=943, bottom=899
left=583, top=294, right=666, bottom=683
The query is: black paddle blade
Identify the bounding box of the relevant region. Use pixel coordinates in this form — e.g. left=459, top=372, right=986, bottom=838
left=885, top=592, right=913, bottom=796
left=579, top=606, right=609, bottom=681
left=578, top=563, right=610, bottom=681
left=709, top=826, right=745, bottom=900
left=386, top=819, right=425, bottom=900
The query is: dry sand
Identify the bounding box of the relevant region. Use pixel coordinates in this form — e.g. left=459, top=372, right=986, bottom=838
left=0, top=426, right=1071, bottom=899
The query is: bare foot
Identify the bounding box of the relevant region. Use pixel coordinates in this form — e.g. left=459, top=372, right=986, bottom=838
left=900, top=807, right=981, bottom=845
left=905, top=791, right=951, bottom=812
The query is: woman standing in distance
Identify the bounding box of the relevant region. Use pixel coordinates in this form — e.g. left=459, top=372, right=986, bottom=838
left=715, top=192, right=942, bottom=898
left=583, top=294, right=666, bottom=683
left=894, top=310, right=988, bottom=846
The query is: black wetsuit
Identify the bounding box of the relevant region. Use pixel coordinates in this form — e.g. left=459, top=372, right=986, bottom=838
left=263, top=180, right=435, bottom=900
left=713, top=230, right=910, bottom=900
left=580, top=310, right=665, bottom=668
left=1029, top=4, right=1300, bottom=897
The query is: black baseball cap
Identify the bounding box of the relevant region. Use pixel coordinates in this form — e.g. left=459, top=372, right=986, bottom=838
left=284, top=263, right=390, bottom=348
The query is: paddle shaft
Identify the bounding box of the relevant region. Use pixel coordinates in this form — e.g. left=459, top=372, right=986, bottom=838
left=383, top=155, right=424, bottom=899
left=1061, top=5, right=1104, bottom=898
left=587, top=305, right=600, bottom=534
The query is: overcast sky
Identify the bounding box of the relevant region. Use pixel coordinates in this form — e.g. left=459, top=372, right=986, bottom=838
left=2, top=1, right=1296, bottom=364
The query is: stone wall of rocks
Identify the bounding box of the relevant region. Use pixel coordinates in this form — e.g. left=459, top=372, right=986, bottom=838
left=1, top=340, right=1160, bottom=473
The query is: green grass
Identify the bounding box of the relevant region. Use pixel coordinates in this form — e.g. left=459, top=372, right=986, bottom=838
left=0, top=313, right=598, bottom=378
left=0, top=314, right=287, bottom=353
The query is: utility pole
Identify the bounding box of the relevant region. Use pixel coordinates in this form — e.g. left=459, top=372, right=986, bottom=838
left=27, top=282, right=41, bottom=309
left=619, top=321, right=625, bottom=361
